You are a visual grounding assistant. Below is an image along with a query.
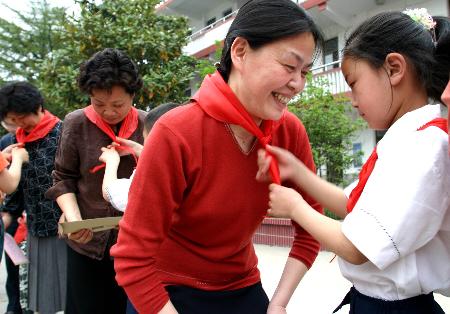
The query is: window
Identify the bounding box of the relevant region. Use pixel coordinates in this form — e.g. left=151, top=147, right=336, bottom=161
left=205, top=17, right=216, bottom=27
left=323, top=37, right=339, bottom=69
left=223, top=8, right=232, bottom=17
left=352, top=143, right=363, bottom=167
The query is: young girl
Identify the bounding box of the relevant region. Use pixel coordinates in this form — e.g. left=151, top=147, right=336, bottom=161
left=257, top=10, right=450, bottom=314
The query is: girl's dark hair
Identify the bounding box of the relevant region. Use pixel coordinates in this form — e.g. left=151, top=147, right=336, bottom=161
left=217, top=0, right=323, bottom=81
left=144, top=102, right=180, bottom=132
left=77, top=48, right=143, bottom=95
left=0, top=81, right=44, bottom=120
left=343, top=12, right=450, bottom=101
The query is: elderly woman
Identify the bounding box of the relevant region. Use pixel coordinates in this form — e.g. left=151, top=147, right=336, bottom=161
left=111, top=1, right=324, bottom=313
left=46, top=48, right=146, bottom=314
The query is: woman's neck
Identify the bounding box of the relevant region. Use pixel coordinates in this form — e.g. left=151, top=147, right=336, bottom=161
left=228, top=70, right=263, bottom=126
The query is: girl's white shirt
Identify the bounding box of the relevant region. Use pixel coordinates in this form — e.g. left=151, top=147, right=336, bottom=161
left=339, top=104, right=450, bottom=300
left=105, top=170, right=135, bottom=212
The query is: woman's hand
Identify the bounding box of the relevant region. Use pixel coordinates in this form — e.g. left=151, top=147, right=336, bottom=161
left=256, top=145, right=301, bottom=183
left=267, top=304, right=287, bottom=314
left=267, top=184, right=306, bottom=219
left=68, top=228, right=94, bottom=244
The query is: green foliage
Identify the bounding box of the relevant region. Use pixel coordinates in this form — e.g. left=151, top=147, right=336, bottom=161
left=289, top=75, right=364, bottom=186
left=195, top=40, right=223, bottom=81
left=0, top=1, right=67, bottom=82
left=0, top=0, right=198, bottom=118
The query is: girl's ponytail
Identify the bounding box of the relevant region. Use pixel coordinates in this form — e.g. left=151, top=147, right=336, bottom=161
left=431, top=16, right=450, bottom=102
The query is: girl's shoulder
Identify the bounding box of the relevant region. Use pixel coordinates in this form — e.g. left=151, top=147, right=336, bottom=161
left=379, top=125, right=448, bottom=172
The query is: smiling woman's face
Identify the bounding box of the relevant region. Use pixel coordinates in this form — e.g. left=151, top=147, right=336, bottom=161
left=229, top=32, right=316, bottom=124
left=90, top=85, right=134, bottom=126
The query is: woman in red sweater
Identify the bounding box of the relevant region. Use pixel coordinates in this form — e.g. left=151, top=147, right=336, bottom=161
left=111, top=0, right=323, bottom=313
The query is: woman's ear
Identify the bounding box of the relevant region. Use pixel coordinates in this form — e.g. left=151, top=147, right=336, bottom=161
left=384, top=53, right=406, bottom=86
left=230, top=37, right=249, bottom=73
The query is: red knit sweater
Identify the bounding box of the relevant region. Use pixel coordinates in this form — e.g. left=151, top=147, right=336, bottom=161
left=111, top=102, right=322, bottom=313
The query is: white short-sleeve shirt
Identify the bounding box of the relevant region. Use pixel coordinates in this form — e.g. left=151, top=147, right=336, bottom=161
left=339, top=105, right=450, bottom=300
left=104, top=170, right=135, bottom=212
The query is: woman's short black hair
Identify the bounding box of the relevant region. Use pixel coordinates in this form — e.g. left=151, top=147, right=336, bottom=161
left=77, top=48, right=143, bottom=96
left=0, top=81, right=44, bottom=120
left=217, top=0, right=323, bottom=81
left=343, top=12, right=450, bottom=101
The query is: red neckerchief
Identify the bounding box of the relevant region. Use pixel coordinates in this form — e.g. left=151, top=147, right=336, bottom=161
left=346, top=117, right=448, bottom=213
left=192, top=71, right=285, bottom=184
left=15, top=110, right=60, bottom=144
left=84, top=105, right=139, bottom=173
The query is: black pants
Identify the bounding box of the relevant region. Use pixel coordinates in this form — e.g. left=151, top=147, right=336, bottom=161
left=5, top=221, right=22, bottom=314
left=334, top=287, right=445, bottom=314
left=65, top=245, right=126, bottom=314
left=166, top=282, right=269, bottom=314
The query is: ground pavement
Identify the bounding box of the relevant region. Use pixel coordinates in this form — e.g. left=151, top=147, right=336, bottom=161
left=0, top=245, right=448, bottom=313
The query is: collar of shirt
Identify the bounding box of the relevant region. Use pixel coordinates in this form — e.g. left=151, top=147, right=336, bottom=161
left=377, top=104, right=441, bottom=150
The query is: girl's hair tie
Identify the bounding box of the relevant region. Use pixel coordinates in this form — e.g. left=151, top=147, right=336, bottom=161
left=403, top=8, right=437, bottom=46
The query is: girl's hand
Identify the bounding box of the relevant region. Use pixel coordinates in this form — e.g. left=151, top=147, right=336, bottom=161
left=267, top=184, right=305, bottom=219
left=2, top=143, right=23, bottom=161
left=99, top=147, right=120, bottom=165
left=256, top=145, right=300, bottom=182
left=114, top=137, right=144, bottom=157
left=11, top=147, right=29, bottom=163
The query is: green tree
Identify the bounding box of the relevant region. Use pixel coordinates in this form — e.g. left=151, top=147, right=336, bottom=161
left=289, top=75, right=364, bottom=187
left=0, top=0, right=67, bottom=83
left=195, top=40, right=223, bottom=80
left=0, top=0, right=197, bottom=117
left=39, top=0, right=197, bottom=117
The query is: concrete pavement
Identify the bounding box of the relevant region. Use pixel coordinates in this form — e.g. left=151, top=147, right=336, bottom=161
left=0, top=246, right=448, bottom=313
left=256, top=245, right=450, bottom=313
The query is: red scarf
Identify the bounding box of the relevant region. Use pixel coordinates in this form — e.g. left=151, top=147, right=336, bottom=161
left=347, top=117, right=448, bottom=213
left=192, top=71, right=284, bottom=184
left=84, top=105, right=139, bottom=173
left=15, top=110, right=60, bottom=144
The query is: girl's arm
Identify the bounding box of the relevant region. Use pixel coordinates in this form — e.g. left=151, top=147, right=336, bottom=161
left=0, top=148, right=28, bottom=194
left=268, top=184, right=367, bottom=265
left=99, top=147, right=121, bottom=202
left=257, top=145, right=348, bottom=218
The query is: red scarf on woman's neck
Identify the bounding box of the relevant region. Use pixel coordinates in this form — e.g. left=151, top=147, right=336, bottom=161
left=15, top=110, right=60, bottom=144
left=84, top=105, right=139, bottom=173
left=192, top=71, right=284, bottom=184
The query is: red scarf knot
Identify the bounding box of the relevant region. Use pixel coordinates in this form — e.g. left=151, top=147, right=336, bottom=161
left=15, top=110, right=60, bottom=144
left=192, top=71, right=285, bottom=184
left=83, top=105, right=139, bottom=173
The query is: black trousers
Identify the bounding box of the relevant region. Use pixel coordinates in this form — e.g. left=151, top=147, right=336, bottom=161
left=5, top=221, right=22, bottom=314
left=65, top=245, right=126, bottom=314
left=166, top=282, right=269, bottom=314
left=334, top=287, right=445, bottom=314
